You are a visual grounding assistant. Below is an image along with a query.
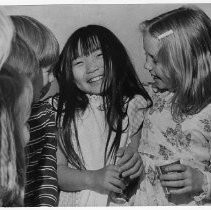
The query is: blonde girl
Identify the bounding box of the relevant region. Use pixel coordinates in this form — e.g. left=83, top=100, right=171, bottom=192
left=135, top=6, right=211, bottom=205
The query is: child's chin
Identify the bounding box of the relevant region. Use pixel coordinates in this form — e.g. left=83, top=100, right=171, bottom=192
left=88, top=87, right=104, bottom=95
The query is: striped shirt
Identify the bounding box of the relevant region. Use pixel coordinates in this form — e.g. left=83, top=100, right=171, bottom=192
left=24, top=101, right=58, bottom=207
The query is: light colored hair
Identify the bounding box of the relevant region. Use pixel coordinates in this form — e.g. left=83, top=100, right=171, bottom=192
left=10, top=15, right=59, bottom=68
left=5, top=34, right=39, bottom=81
left=16, top=76, right=33, bottom=134
left=0, top=69, right=33, bottom=206
left=0, top=99, right=17, bottom=205
left=141, top=6, right=211, bottom=120
left=0, top=9, right=14, bottom=69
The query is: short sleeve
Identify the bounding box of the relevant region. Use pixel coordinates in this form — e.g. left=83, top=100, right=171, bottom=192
left=127, top=95, right=149, bottom=137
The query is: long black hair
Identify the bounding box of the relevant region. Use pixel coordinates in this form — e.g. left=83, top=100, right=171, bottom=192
left=54, top=25, right=152, bottom=170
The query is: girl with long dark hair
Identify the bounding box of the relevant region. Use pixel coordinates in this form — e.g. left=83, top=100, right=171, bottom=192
left=55, top=24, right=151, bottom=206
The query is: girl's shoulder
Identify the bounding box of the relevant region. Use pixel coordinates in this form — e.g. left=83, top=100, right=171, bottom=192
left=126, top=94, right=149, bottom=137
left=196, top=103, right=211, bottom=120
left=184, top=104, right=211, bottom=128
left=127, top=94, right=150, bottom=110
left=125, top=94, right=150, bottom=122
left=31, top=100, right=53, bottom=113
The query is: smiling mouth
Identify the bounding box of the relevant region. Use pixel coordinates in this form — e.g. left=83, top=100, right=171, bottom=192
left=151, top=74, right=160, bottom=80
left=88, top=75, right=104, bottom=83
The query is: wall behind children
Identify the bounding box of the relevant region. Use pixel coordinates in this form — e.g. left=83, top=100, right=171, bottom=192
left=4, top=3, right=211, bottom=97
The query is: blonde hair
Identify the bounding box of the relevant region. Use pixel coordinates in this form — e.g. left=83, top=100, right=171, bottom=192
left=5, top=34, right=39, bottom=81
left=141, top=6, right=211, bottom=120
left=10, top=15, right=59, bottom=68
left=16, top=77, right=33, bottom=135
left=0, top=99, right=17, bottom=204
left=0, top=69, right=33, bottom=206
left=0, top=9, right=14, bottom=69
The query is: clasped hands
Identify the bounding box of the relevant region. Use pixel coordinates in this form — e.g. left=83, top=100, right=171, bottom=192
left=116, top=144, right=143, bottom=180
left=159, top=163, right=204, bottom=195
left=91, top=144, right=143, bottom=194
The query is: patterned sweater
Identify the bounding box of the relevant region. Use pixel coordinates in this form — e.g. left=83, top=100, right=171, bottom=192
left=24, top=101, right=58, bottom=206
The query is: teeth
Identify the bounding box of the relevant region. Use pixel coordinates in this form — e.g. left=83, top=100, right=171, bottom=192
left=89, top=76, right=103, bottom=82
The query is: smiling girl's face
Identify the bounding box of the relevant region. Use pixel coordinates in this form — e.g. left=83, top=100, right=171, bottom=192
left=72, top=43, right=105, bottom=95
left=143, top=32, right=170, bottom=91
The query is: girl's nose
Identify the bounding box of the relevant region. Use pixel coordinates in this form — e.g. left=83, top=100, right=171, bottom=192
left=87, top=59, right=98, bottom=73
left=144, top=61, right=153, bottom=72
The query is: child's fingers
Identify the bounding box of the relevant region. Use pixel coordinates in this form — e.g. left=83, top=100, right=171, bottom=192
left=116, top=147, right=125, bottom=158
left=110, top=176, right=126, bottom=190
left=160, top=172, right=185, bottom=181
left=121, top=159, right=141, bottom=178
left=119, top=153, right=140, bottom=173
left=130, top=164, right=144, bottom=179
left=161, top=179, right=186, bottom=188
left=117, top=152, right=132, bottom=166
left=164, top=164, right=186, bottom=173
left=108, top=168, right=121, bottom=179
left=107, top=164, right=121, bottom=173
left=170, top=186, right=191, bottom=194
left=107, top=183, right=123, bottom=194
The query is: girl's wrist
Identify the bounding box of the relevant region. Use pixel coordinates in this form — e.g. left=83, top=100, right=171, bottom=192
left=84, top=170, right=95, bottom=190
left=193, top=171, right=210, bottom=204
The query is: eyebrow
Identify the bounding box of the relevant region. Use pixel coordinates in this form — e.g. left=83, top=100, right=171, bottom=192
left=147, top=52, right=155, bottom=58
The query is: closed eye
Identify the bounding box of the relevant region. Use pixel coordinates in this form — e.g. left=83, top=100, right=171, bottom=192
left=73, top=60, right=84, bottom=66
left=96, top=52, right=103, bottom=57
left=94, top=49, right=103, bottom=58
left=146, top=52, right=157, bottom=64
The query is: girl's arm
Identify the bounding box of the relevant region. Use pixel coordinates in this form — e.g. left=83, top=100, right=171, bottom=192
left=116, top=95, right=148, bottom=179
left=57, top=144, right=125, bottom=194
left=116, top=126, right=143, bottom=179
left=57, top=146, right=92, bottom=191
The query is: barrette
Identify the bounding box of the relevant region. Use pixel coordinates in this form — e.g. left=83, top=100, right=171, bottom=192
left=157, top=29, right=174, bottom=40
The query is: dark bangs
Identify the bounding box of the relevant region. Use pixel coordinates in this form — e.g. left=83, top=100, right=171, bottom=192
left=70, top=34, right=102, bottom=60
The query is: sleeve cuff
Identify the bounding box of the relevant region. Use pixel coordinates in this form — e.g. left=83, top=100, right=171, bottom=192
left=202, top=171, right=211, bottom=199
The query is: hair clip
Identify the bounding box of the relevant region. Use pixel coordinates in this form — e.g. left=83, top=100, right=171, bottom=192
left=157, top=29, right=174, bottom=40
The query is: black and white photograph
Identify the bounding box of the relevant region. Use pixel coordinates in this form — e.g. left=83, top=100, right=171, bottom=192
left=0, top=1, right=211, bottom=207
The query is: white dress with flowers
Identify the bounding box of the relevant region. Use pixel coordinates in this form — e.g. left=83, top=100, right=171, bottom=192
left=58, top=94, right=148, bottom=206
left=134, top=86, right=211, bottom=206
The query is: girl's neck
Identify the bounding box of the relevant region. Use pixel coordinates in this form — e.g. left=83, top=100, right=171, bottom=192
left=86, top=93, right=103, bottom=102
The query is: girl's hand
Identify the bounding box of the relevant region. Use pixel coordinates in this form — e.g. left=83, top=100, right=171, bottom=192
left=160, top=164, right=204, bottom=195
left=116, top=146, right=143, bottom=180
left=90, top=165, right=126, bottom=194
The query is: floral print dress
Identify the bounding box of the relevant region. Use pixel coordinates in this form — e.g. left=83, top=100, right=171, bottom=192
left=134, top=86, right=211, bottom=206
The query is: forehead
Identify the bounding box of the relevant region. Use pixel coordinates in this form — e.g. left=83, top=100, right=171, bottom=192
left=75, top=36, right=101, bottom=57
left=143, top=32, right=159, bottom=56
